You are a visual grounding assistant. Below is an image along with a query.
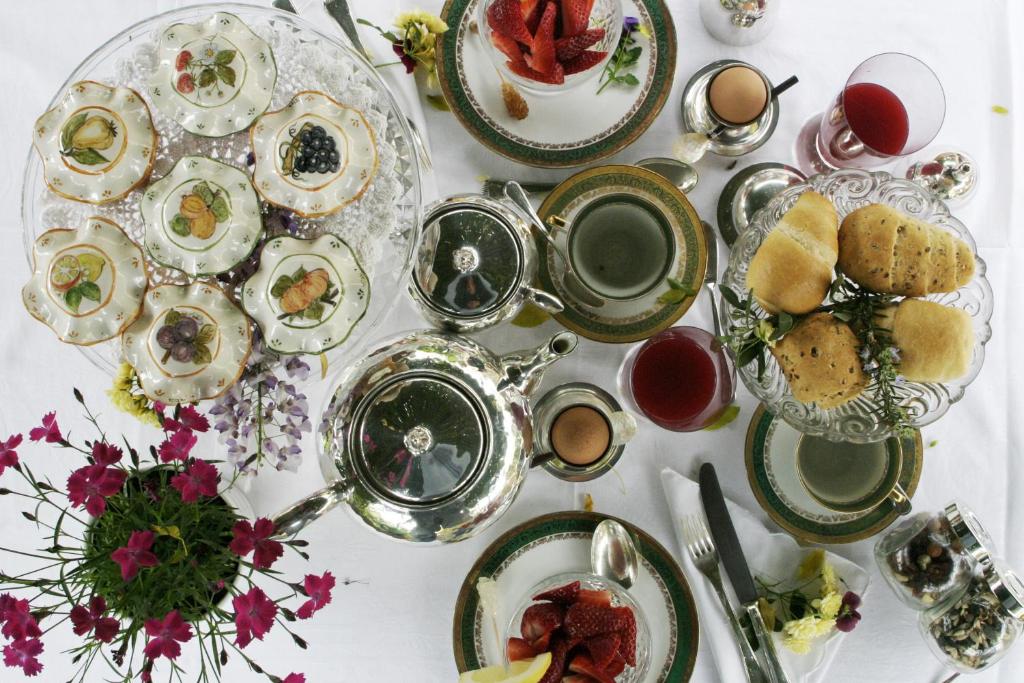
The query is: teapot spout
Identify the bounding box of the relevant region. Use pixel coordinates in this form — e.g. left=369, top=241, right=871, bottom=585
left=500, top=331, right=578, bottom=396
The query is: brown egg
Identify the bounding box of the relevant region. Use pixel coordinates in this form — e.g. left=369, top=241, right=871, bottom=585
left=550, top=406, right=611, bottom=466
left=708, top=66, right=769, bottom=125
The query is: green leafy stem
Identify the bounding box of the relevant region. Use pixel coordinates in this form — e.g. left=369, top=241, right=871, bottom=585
left=597, top=27, right=642, bottom=95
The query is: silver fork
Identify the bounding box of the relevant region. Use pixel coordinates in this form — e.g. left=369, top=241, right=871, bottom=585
left=683, top=515, right=766, bottom=683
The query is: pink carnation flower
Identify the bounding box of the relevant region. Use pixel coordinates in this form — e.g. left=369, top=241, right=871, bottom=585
left=110, top=530, right=160, bottom=582
left=28, top=412, right=61, bottom=443
left=2, top=637, right=43, bottom=677
left=297, top=571, right=336, bottom=619
left=66, top=464, right=127, bottom=517
left=170, top=459, right=220, bottom=503
left=229, top=518, right=283, bottom=570
left=69, top=596, right=119, bottom=643
left=232, top=587, right=277, bottom=648
left=157, top=429, right=198, bottom=463
left=143, top=611, right=192, bottom=660
left=0, top=434, right=22, bottom=475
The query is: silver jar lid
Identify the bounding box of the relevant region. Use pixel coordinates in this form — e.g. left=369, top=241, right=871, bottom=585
left=945, top=501, right=994, bottom=567
left=982, top=559, right=1024, bottom=620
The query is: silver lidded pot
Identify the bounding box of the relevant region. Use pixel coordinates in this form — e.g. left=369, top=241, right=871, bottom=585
left=409, top=194, right=564, bottom=332
left=271, top=329, right=578, bottom=544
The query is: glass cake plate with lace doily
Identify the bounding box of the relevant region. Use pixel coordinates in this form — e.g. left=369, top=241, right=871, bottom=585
left=21, top=2, right=422, bottom=377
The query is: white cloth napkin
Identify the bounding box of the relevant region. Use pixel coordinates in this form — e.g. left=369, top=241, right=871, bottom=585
left=660, top=468, right=870, bottom=683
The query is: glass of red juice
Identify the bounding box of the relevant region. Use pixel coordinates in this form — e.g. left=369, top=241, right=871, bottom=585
left=796, top=53, right=945, bottom=174
left=620, top=327, right=735, bottom=432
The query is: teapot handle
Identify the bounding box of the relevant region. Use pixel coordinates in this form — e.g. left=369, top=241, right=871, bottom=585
left=270, top=480, right=353, bottom=539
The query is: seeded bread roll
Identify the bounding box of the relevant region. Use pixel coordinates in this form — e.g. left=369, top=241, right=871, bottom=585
left=837, top=204, right=975, bottom=296
left=877, top=299, right=974, bottom=383
left=747, top=191, right=839, bottom=315
left=770, top=312, right=867, bottom=409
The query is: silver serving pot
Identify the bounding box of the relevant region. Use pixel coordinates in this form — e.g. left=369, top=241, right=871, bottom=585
left=409, top=195, right=563, bottom=332
left=271, top=329, right=578, bottom=543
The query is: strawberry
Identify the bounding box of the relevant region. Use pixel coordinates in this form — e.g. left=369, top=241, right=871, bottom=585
left=538, top=636, right=578, bottom=683
left=605, top=653, right=626, bottom=677
left=491, top=32, right=526, bottom=66
left=508, top=59, right=565, bottom=84
left=584, top=633, right=620, bottom=670
left=562, top=677, right=599, bottom=683
left=521, top=602, right=564, bottom=643
left=521, top=0, right=543, bottom=33
left=507, top=637, right=539, bottom=662
left=560, top=0, right=596, bottom=37
left=562, top=50, right=607, bottom=75
left=554, top=28, right=605, bottom=61
left=576, top=589, right=612, bottom=607
left=613, top=606, right=637, bottom=666
left=530, top=629, right=553, bottom=653
left=488, top=0, right=533, bottom=45
left=568, top=653, right=616, bottom=683
left=564, top=603, right=628, bottom=639
left=525, top=2, right=558, bottom=75
left=533, top=581, right=580, bottom=605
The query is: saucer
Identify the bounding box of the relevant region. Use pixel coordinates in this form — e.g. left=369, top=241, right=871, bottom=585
left=715, top=162, right=805, bottom=247
left=250, top=90, right=379, bottom=218
left=744, top=404, right=924, bottom=544
left=535, top=165, right=706, bottom=343
left=437, top=0, right=676, bottom=168
left=148, top=12, right=277, bottom=137
left=33, top=81, right=157, bottom=204
left=140, top=156, right=262, bottom=276
left=241, top=234, right=370, bottom=355
left=22, top=216, right=147, bottom=346
left=452, top=511, right=698, bottom=681
left=122, top=283, right=252, bottom=404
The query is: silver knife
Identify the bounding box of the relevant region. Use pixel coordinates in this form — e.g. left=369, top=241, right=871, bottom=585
left=323, top=0, right=370, bottom=59
left=699, top=463, right=790, bottom=683
left=701, top=220, right=722, bottom=338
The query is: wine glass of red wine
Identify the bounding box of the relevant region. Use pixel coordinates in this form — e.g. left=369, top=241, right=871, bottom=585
left=796, top=53, right=945, bottom=174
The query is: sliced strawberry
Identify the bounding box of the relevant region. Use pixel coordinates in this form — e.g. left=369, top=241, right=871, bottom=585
left=507, top=637, right=539, bottom=662
left=605, top=653, right=626, bottom=677
left=491, top=32, right=527, bottom=66
left=564, top=603, right=628, bottom=640
left=563, top=50, right=607, bottom=75
left=554, top=28, right=605, bottom=61
left=533, top=581, right=581, bottom=605
left=561, top=0, right=596, bottom=37
left=613, top=606, right=637, bottom=666
left=538, top=636, right=579, bottom=683
left=562, top=676, right=598, bottom=683
left=521, top=0, right=543, bottom=33
left=568, top=653, right=616, bottom=683
left=576, top=589, right=612, bottom=607
left=584, top=633, right=620, bottom=670
left=531, top=629, right=553, bottom=653
left=488, top=0, right=533, bottom=45
left=522, top=602, right=565, bottom=643
left=525, top=2, right=558, bottom=75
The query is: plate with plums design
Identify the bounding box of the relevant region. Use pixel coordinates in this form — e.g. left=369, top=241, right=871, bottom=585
left=250, top=90, right=379, bottom=218
left=122, top=283, right=251, bottom=404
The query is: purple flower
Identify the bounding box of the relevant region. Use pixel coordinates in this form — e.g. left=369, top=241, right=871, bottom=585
left=392, top=42, right=417, bottom=73
left=836, top=591, right=862, bottom=632
left=285, top=356, right=310, bottom=380
left=245, top=151, right=256, bottom=166
left=623, top=16, right=640, bottom=33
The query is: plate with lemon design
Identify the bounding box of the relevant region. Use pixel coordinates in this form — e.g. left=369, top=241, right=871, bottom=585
left=22, top=216, right=147, bottom=346
left=141, top=156, right=263, bottom=276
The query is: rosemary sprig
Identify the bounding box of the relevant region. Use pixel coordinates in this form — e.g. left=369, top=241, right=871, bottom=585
left=718, top=285, right=795, bottom=381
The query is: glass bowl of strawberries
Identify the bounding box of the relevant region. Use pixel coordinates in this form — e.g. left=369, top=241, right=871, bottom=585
left=478, top=0, right=623, bottom=94
left=504, top=572, right=651, bottom=682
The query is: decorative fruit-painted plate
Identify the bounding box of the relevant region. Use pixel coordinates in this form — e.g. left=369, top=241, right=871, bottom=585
left=241, top=234, right=369, bottom=355
left=148, top=12, right=277, bottom=137
left=122, top=283, right=252, bottom=403
left=250, top=90, right=379, bottom=218
left=140, top=156, right=262, bottom=276
left=33, top=81, right=157, bottom=204
left=452, top=512, right=698, bottom=682
left=535, top=165, right=706, bottom=343
left=22, top=216, right=147, bottom=346
left=745, top=404, right=924, bottom=545
left=437, top=0, right=677, bottom=168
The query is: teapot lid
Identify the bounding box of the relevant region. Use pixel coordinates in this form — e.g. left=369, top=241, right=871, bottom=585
left=413, top=198, right=525, bottom=319
left=352, top=372, right=487, bottom=505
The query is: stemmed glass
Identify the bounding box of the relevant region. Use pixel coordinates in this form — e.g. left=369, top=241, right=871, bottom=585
left=796, top=53, right=945, bottom=174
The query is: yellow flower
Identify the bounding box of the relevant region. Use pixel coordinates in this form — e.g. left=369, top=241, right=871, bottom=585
left=783, top=635, right=812, bottom=655
left=821, top=561, right=839, bottom=595
left=783, top=615, right=821, bottom=642
left=637, top=24, right=652, bottom=39
left=395, top=10, right=448, bottom=35
left=819, top=591, right=843, bottom=619
left=797, top=549, right=826, bottom=581
left=814, top=617, right=837, bottom=637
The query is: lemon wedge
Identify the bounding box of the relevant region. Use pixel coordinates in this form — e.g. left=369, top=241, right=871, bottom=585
left=49, top=255, right=82, bottom=291
left=457, top=653, right=552, bottom=683
left=76, top=253, right=106, bottom=283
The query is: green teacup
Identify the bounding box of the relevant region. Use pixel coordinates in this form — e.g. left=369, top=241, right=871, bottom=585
left=796, top=435, right=911, bottom=515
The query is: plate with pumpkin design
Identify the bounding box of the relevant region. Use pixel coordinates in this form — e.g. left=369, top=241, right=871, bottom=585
left=33, top=80, right=158, bottom=204
left=250, top=90, right=379, bottom=218
left=122, top=282, right=252, bottom=404
left=140, top=156, right=263, bottom=276
left=241, top=234, right=370, bottom=355
left=148, top=12, right=277, bottom=137
left=22, top=216, right=148, bottom=346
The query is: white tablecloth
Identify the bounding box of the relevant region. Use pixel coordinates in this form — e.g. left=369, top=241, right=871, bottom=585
left=1, top=1, right=1021, bottom=681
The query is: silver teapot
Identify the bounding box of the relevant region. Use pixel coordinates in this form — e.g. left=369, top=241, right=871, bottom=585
left=272, top=329, right=578, bottom=543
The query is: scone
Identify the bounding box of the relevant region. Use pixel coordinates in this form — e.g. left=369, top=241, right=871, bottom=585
left=771, top=312, right=867, bottom=409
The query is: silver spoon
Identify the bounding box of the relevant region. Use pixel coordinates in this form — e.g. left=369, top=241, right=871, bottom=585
left=503, top=181, right=605, bottom=309
left=591, top=519, right=640, bottom=590
left=636, top=157, right=700, bottom=194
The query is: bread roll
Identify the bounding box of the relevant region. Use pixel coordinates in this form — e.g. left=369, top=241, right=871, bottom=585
left=837, top=204, right=975, bottom=296
left=877, top=299, right=974, bottom=383
left=771, top=312, right=867, bottom=409
left=747, top=191, right=839, bottom=315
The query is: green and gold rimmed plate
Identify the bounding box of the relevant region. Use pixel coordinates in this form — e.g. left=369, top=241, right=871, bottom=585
left=452, top=512, right=698, bottom=682
left=745, top=404, right=924, bottom=545
left=535, top=165, right=706, bottom=343
left=436, top=0, right=676, bottom=168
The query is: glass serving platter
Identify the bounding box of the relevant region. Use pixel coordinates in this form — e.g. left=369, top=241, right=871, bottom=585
left=721, top=169, right=993, bottom=443
left=21, top=2, right=422, bottom=377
